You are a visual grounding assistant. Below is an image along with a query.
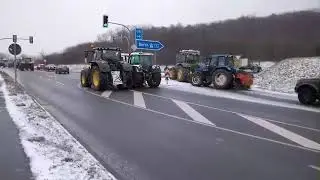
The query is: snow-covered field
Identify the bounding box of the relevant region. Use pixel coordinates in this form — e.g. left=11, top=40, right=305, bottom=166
left=254, top=57, right=320, bottom=93
left=66, top=64, right=89, bottom=73
left=0, top=74, right=115, bottom=180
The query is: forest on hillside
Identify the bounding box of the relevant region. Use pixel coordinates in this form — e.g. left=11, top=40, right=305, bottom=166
left=44, top=10, right=320, bottom=65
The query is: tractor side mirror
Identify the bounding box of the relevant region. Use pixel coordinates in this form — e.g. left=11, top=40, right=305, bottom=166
left=84, top=51, right=88, bottom=63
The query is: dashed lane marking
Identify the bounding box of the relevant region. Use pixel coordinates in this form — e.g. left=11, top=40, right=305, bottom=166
left=172, top=99, right=215, bottom=126
left=138, top=90, right=320, bottom=132
left=55, top=81, right=64, bottom=86
left=101, top=91, right=112, bottom=98
left=133, top=91, right=146, bottom=108
left=238, top=114, right=320, bottom=151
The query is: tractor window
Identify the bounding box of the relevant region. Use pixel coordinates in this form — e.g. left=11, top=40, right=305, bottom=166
left=140, top=55, right=153, bottom=66
left=210, top=57, right=217, bottom=66
left=218, top=56, right=226, bottom=66
left=130, top=55, right=139, bottom=64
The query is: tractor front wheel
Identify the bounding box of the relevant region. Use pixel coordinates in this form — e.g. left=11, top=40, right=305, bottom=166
left=191, top=72, right=202, bottom=86
left=148, top=72, right=161, bottom=88
left=80, top=69, right=90, bottom=87
left=212, top=69, right=233, bottom=89
left=91, top=66, right=110, bottom=91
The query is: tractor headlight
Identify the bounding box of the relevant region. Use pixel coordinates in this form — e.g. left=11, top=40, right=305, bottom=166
left=152, top=65, right=159, bottom=69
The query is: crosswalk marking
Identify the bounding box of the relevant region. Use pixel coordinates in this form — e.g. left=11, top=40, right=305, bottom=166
left=133, top=91, right=146, bottom=108
left=172, top=99, right=215, bottom=126
left=238, top=114, right=320, bottom=151
left=101, top=91, right=112, bottom=98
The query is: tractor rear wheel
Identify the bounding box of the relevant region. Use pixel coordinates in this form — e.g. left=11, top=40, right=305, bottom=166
left=177, top=68, right=188, bottom=82
left=80, top=69, right=90, bottom=87
left=123, top=71, right=133, bottom=89
left=169, top=67, right=177, bottom=80
left=148, top=72, right=161, bottom=88
left=191, top=72, right=202, bottom=86
left=91, top=66, right=110, bottom=91
left=212, top=69, right=233, bottom=89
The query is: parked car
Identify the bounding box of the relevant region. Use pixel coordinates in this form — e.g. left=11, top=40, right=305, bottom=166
left=295, top=78, right=320, bottom=105
left=45, top=64, right=56, bottom=71
left=55, top=65, right=69, bottom=74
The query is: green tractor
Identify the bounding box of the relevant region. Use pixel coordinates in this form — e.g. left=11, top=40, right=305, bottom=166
left=17, top=57, right=34, bottom=71
left=126, top=52, right=161, bottom=88
left=80, top=47, right=133, bottom=91
left=169, top=49, right=201, bottom=82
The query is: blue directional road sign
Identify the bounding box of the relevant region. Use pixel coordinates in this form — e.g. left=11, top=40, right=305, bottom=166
left=135, top=28, right=143, bottom=40
left=136, top=39, right=164, bottom=51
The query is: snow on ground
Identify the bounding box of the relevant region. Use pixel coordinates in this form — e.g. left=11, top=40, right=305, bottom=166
left=0, top=75, right=116, bottom=180
left=253, top=61, right=276, bottom=70
left=66, top=64, right=89, bottom=73
left=254, top=57, right=320, bottom=93
left=159, top=78, right=320, bottom=113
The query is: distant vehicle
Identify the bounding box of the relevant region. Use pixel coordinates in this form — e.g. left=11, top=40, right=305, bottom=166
left=191, top=54, right=253, bottom=89
left=0, top=59, right=6, bottom=68
left=55, top=65, right=69, bottom=74
left=36, top=64, right=45, bottom=71
left=45, top=64, right=56, bottom=71
left=17, top=58, right=34, bottom=71
left=295, top=78, right=320, bottom=105
left=169, top=49, right=201, bottom=82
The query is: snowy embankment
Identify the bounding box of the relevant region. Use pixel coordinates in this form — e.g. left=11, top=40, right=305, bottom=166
left=254, top=57, right=320, bottom=93
left=0, top=74, right=115, bottom=180
left=66, top=64, right=89, bottom=73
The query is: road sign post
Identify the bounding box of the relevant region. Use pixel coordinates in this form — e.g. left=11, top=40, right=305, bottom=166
left=135, top=28, right=143, bottom=40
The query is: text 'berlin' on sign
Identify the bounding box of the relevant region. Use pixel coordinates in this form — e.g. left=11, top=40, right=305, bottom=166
left=136, top=39, right=164, bottom=51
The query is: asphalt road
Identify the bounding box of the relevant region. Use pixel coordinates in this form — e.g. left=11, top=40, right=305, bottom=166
left=3, top=69, right=320, bottom=180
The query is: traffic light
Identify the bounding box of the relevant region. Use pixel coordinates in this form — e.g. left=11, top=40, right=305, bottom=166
left=29, top=36, right=33, bottom=44
left=13, top=35, right=17, bottom=43
left=103, top=15, right=108, bottom=28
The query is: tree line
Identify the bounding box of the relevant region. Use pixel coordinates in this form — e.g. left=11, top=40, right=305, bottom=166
left=44, top=10, right=320, bottom=65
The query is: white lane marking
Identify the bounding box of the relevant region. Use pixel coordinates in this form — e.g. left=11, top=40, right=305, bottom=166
left=55, top=81, right=64, bottom=86
left=173, top=99, right=215, bottom=126
left=238, top=114, right=320, bottom=151
left=309, top=165, right=320, bottom=171
left=160, top=84, right=320, bottom=113
left=263, top=118, right=320, bottom=133
left=101, top=91, right=112, bottom=98
left=133, top=91, right=146, bottom=108
left=78, top=84, right=320, bottom=153
left=139, top=91, right=320, bottom=132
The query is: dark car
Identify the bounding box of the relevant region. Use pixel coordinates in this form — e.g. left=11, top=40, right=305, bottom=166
left=45, top=64, right=56, bottom=71
left=55, top=65, right=69, bottom=74
left=295, top=78, right=320, bottom=105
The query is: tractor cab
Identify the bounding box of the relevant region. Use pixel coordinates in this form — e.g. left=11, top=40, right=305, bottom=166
left=176, top=49, right=201, bottom=67
left=128, top=52, right=154, bottom=70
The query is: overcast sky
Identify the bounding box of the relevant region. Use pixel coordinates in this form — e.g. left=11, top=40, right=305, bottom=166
left=0, top=0, right=319, bottom=56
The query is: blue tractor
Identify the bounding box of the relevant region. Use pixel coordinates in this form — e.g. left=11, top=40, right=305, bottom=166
left=190, top=54, right=253, bottom=89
